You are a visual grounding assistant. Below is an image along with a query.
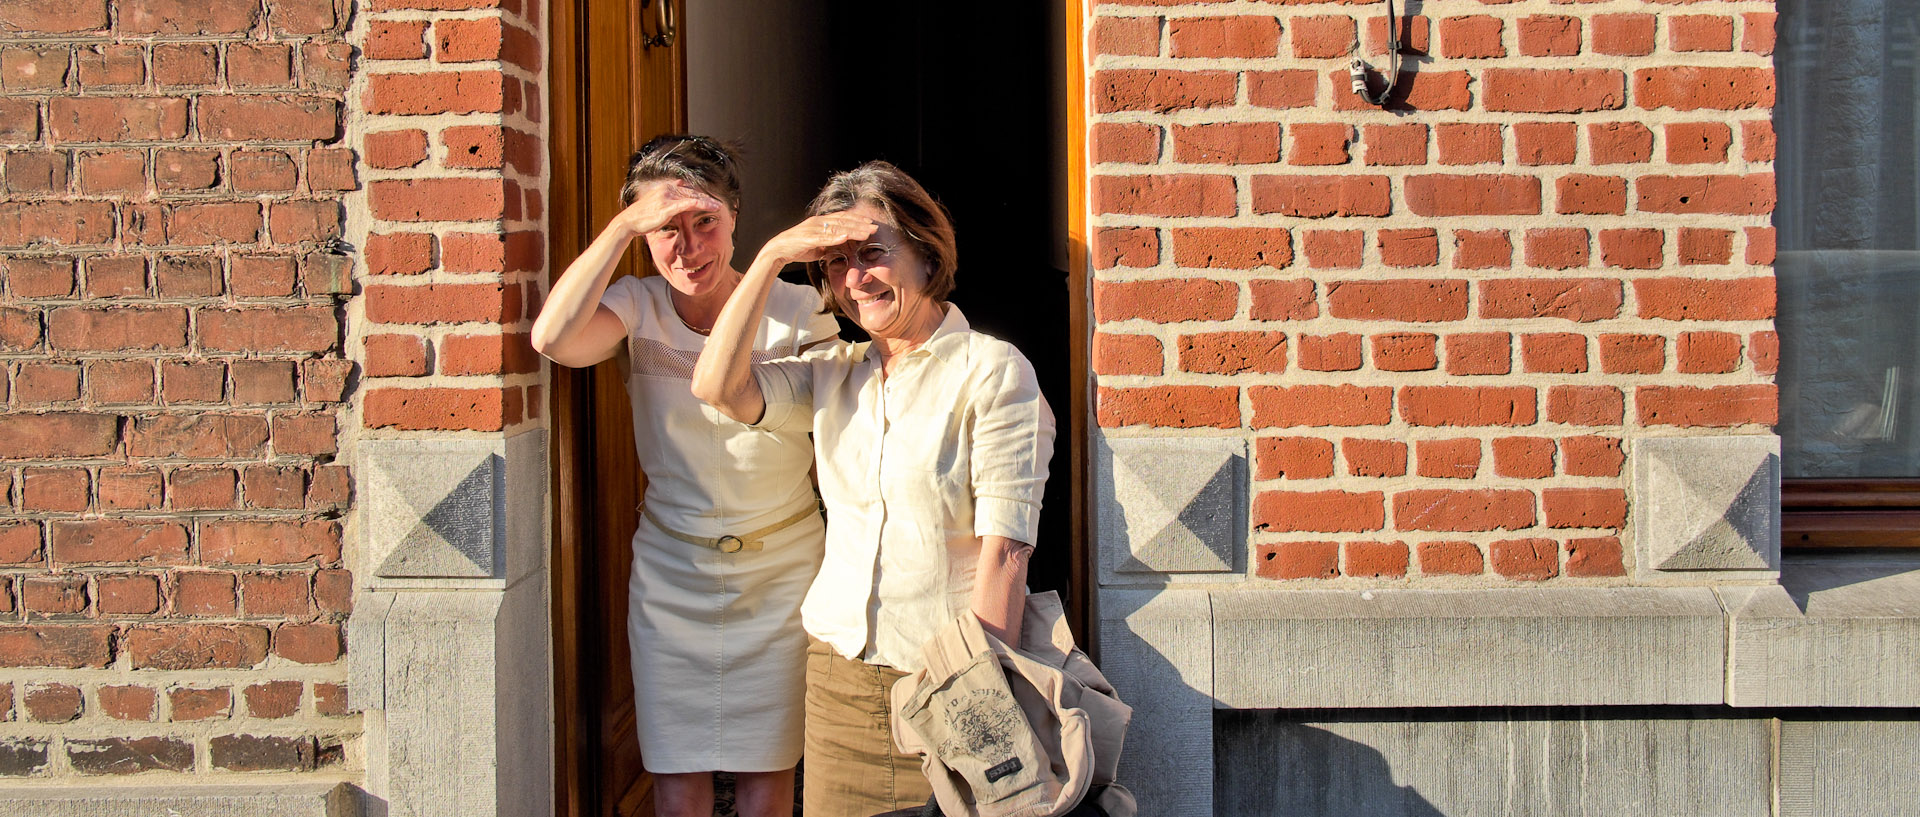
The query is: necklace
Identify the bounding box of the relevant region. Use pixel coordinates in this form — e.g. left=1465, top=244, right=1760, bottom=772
left=675, top=310, right=712, bottom=336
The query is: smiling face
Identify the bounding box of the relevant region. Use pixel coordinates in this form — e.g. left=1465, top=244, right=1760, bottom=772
left=641, top=181, right=737, bottom=299
left=825, top=202, right=943, bottom=342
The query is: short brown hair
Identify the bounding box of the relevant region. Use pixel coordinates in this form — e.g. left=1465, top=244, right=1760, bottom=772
left=805, top=161, right=958, bottom=316
left=619, top=134, right=742, bottom=209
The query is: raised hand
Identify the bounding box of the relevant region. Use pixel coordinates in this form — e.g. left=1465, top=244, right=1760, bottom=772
left=613, top=179, right=725, bottom=239
left=755, top=212, right=879, bottom=268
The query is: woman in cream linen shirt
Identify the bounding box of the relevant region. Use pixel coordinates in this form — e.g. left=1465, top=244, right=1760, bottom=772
left=693, top=161, right=1055, bottom=817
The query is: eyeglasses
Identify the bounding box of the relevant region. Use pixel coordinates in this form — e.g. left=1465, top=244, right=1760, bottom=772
left=821, top=243, right=898, bottom=276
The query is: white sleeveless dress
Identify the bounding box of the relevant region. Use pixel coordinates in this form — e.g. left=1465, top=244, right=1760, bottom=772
left=599, top=274, right=839, bottom=773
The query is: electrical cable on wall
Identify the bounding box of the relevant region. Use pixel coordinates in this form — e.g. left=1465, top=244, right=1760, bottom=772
left=1348, top=0, right=1401, bottom=107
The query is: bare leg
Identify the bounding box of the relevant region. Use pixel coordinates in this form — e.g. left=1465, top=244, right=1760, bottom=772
left=652, top=771, right=715, bottom=817
left=732, top=768, right=797, bottom=817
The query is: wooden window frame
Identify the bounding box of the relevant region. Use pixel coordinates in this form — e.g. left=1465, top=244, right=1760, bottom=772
left=1782, top=479, right=1920, bottom=549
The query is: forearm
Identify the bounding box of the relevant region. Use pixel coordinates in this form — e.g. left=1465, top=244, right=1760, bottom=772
left=690, top=252, right=781, bottom=422
left=532, top=225, right=630, bottom=362
left=972, top=535, right=1033, bottom=646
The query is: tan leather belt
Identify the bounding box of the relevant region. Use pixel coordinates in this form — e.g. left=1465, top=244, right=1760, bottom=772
left=641, top=505, right=818, bottom=553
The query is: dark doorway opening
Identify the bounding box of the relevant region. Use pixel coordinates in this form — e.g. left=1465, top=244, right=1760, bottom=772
left=688, top=3, right=1079, bottom=604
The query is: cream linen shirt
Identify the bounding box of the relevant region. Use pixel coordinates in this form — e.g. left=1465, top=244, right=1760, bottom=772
left=753, top=304, right=1055, bottom=672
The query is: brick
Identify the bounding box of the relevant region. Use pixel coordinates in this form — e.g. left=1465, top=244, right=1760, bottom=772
left=1405, top=174, right=1540, bottom=216
left=365, top=334, right=431, bottom=377
left=1094, top=174, right=1236, bottom=217
left=117, top=0, right=258, bottom=34
left=226, top=149, right=294, bottom=192
left=1371, top=333, right=1437, bottom=372
left=98, top=685, right=157, bottom=720
left=1255, top=437, right=1335, bottom=480
left=1546, top=385, right=1624, bottom=426
left=1394, top=489, right=1535, bottom=532
left=366, top=386, right=520, bottom=431
left=1378, top=228, right=1437, bottom=267
left=1491, top=437, right=1555, bottom=479
left=440, top=333, right=540, bottom=376
left=244, top=681, right=302, bottom=718
left=1599, top=334, right=1665, bottom=375
left=1092, top=16, right=1160, bottom=57
left=125, top=624, right=270, bottom=670
left=313, top=568, right=350, bottom=612
left=22, top=467, right=86, bottom=511
left=1251, top=385, right=1392, bottom=427
left=1416, top=438, right=1480, bottom=479
left=307, top=147, right=357, bottom=191
left=315, top=683, right=347, bottom=716
left=1678, top=331, right=1742, bottom=374
left=1251, top=175, right=1389, bottom=217
left=1746, top=226, right=1776, bottom=265
left=241, top=571, right=311, bottom=616
left=0, top=624, right=113, bottom=668
left=1400, top=386, right=1536, bottom=427
left=160, top=361, right=225, bottom=404
left=1743, top=12, right=1777, bottom=55
left=1169, top=122, right=1278, bottom=167
left=1287, top=123, right=1353, bottom=166
left=1483, top=69, right=1624, bottom=113
left=200, top=307, right=337, bottom=353
left=1638, top=385, right=1777, bottom=427
left=228, top=254, right=295, bottom=298
left=1635, top=67, right=1774, bottom=111
left=1561, top=436, right=1624, bottom=477
left=0, top=99, right=39, bottom=143
left=77, top=44, right=144, bottom=88
left=5, top=151, right=69, bottom=194
left=67, top=736, right=193, bottom=774
left=169, top=685, right=231, bottom=721
left=1327, top=279, right=1467, bottom=322
left=0, top=413, right=116, bottom=459
left=1438, top=15, right=1503, bottom=59
left=1180, top=331, right=1286, bottom=375
left=1291, top=16, right=1356, bottom=58
left=51, top=520, right=190, bottom=565
left=0, top=0, right=107, bottom=33
left=226, top=43, right=293, bottom=89
left=1521, top=333, right=1587, bottom=374
left=366, top=129, right=430, bottom=170
left=1253, top=490, right=1385, bottom=533
left=1678, top=227, right=1734, bottom=265
left=1091, top=122, right=1159, bottom=165
left=22, top=575, right=87, bottom=615
left=1452, top=230, right=1510, bottom=269
left=1491, top=538, right=1559, bottom=581
left=443, top=124, right=505, bottom=168
left=24, top=684, right=81, bottom=722
left=1566, top=537, right=1625, bottom=577
left=272, top=413, right=337, bottom=456
left=46, top=98, right=187, bottom=143
left=1524, top=228, right=1589, bottom=270
left=1444, top=332, right=1511, bottom=376
left=1094, top=279, right=1236, bottom=323
left=1342, top=540, right=1408, bottom=578
left=212, top=732, right=319, bottom=772
left=1671, top=14, right=1733, bottom=52
left=15, top=363, right=81, bottom=404
left=1418, top=541, right=1482, bottom=576
left=1363, top=13, right=1430, bottom=56
left=302, top=41, right=353, bottom=92
left=436, top=16, right=503, bottom=62
left=1748, top=330, right=1779, bottom=375
left=1667, top=122, right=1732, bottom=165
left=1362, top=123, right=1427, bottom=166
left=1556, top=174, right=1626, bottom=216
left=1593, top=13, right=1654, bottom=56
left=1250, top=280, right=1318, bottom=321
left=0, top=200, right=116, bottom=246
left=303, top=359, right=352, bottom=403
left=151, top=42, right=216, bottom=85
left=1093, top=69, right=1236, bottom=113
left=1596, top=228, right=1661, bottom=271
left=152, top=256, right=217, bottom=298
left=0, top=307, right=40, bottom=351
left=1301, top=230, right=1363, bottom=268
left=273, top=622, right=342, bottom=664
left=128, top=415, right=268, bottom=458
left=1588, top=122, right=1653, bottom=165
left=1296, top=333, right=1361, bottom=372
left=1247, top=70, right=1316, bottom=109
left=79, top=255, right=145, bottom=298
left=269, top=200, right=342, bottom=244
left=372, top=177, right=508, bottom=222
left=75, top=149, right=145, bottom=194
left=1093, top=227, right=1157, bottom=269
left=1343, top=438, right=1407, bottom=478
left=229, top=360, right=296, bottom=405
left=1516, top=15, right=1579, bottom=56
left=1, top=47, right=71, bottom=92
left=367, top=70, right=505, bottom=115
left=96, top=573, right=161, bottom=615
left=169, top=467, right=237, bottom=510
left=98, top=466, right=161, bottom=510
left=1634, top=277, right=1774, bottom=320
left=366, top=232, right=437, bottom=276
left=1479, top=278, right=1621, bottom=323
left=1171, top=16, right=1279, bottom=58
left=1544, top=488, right=1627, bottom=529
left=201, top=519, right=341, bottom=567
left=368, top=19, right=429, bottom=59
left=1436, top=123, right=1500, bottom=165
left=1255, top=541, right=1339, bottom=581
left=1096, top=386, right=1239, bottom=429
left=1172, top=227, right=1290, bottom=269
left=6, top=258, right=74, bottom=298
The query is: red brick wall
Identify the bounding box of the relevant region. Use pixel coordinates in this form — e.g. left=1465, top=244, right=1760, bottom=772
left=357, top=0, right=545, bottom=433
left=1089, top=1, right=1776, bottom=583
left=0, top=0, right=354, bottom=779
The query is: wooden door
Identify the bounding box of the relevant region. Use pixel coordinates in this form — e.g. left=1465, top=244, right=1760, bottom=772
left=550, top=1, right=685, bottom=815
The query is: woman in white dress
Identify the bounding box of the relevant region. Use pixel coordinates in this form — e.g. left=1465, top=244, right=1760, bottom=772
left=530, top=135, right=837, bottom=817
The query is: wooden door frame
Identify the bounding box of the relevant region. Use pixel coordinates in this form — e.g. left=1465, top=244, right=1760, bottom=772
left=548, top=1, right=1093, bottom=807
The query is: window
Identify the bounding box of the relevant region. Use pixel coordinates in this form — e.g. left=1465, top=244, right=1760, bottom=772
left=1776, top=0, right=1920, bottom=546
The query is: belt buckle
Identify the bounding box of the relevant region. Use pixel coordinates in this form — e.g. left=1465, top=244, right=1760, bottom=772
left=715, top=535, right=745, bottom=554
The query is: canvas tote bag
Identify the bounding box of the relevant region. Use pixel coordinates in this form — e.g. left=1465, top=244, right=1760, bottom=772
left=888, top=592, right=1136, bottom=817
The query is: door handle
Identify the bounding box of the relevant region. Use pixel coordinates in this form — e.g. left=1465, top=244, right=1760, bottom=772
left=643, top=0, right=677, bottom=49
